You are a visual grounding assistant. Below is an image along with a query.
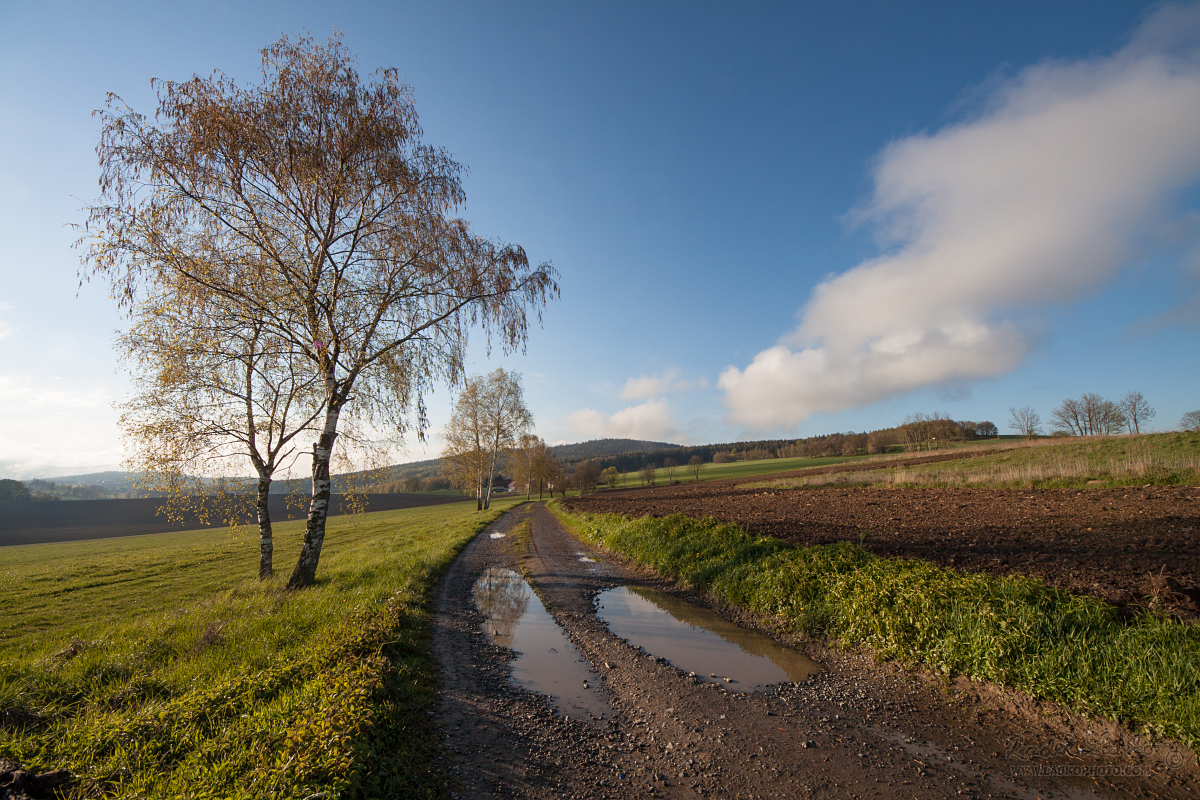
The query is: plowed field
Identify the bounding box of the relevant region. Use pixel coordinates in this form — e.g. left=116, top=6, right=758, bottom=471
left=564, top=481, right=1200, bottom=617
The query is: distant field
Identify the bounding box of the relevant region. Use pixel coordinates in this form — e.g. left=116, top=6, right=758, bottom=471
left=747, top=432, right=1200, bottom=490
left=606, top=440, right=1020, bottom=488
left=0, top=492, right=471, bottom=547
left=609, top=454, right=868, bottom=487
left=0, top=498, right=521, bottom=798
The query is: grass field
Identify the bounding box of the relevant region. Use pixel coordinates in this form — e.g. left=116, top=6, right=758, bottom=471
left=748, top=432, right=1200, bottom=490
left=606, top=454, right=869, bottom=488
left=552, top=503, right=1200, bottom=749
left=0, top=498, right=521, bottom=799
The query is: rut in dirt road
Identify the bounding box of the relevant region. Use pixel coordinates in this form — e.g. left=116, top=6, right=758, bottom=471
left=431, top=502, right=1199, bottom=799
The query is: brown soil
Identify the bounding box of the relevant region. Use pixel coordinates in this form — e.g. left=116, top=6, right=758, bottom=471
left=564, top=481, right=1200, bottom=616
left=432, top=503, right=1200, bottom=798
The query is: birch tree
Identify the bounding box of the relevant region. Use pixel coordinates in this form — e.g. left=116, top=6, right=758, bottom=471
left=442, top=377, right=490, bottom=509
left=442, top=368, right=533, bottom=511
left=1008, top=406, right=1042, bottom=439
left=118, top=288, right=323, bottom=579
left=79, top=35, right=557, bottom=588
left=1119, top=391, right=1155, bottom=434
left=512, top=433, right=544, bottom=500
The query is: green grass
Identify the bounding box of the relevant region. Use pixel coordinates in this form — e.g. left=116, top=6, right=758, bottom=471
left=748, top=432, right=1200, bottom=490
left=0, top=498, right=522, bottom=799
left=552, top=503, right=1200, bottom=748
left=604, top=454, right=869, bottom=489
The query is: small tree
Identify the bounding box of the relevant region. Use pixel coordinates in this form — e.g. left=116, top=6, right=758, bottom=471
left=639, top=462, right=657, bottom=487
left=1053, top=394, right=1127, bottom=436
left=557, top=465, right=575, bottom=497
left=0, top=480, right=30, bottom=502
left=600, top=466, right=620, bottom=489
left=662, top=457, right=679, bottom=483
left=1119, top=391, right=1155, bottom=434
left=976, top=421, right=998, bottom=438
left=575, top=460, right=599, bottom=495
left=512, top=433, right=543, bottom=499
left=442, top=378, right=489, bottom=507
left=1008, top=406, right=1042, bottom=439
left=1083, top=393, right=1126, bottom=435
left=542, top=452, right=564, bottom=497
left=442, top=369, right=532, bottom=510
left=1050, top=397, right=1085, bottom=436
left=1181, top=410, right=1200, bottom=432
left=687, top=454, right=704, bottom=481
left=534, top=442, right=557, bottom=498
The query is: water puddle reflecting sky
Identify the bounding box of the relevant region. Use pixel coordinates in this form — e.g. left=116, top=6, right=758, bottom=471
left=596, top=586, right=822, bottom=692
left=472, top=567, right=610, bottom=722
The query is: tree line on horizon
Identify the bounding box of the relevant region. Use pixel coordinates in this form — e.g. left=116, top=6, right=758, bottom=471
left=1008, top=391, right=1198, bottom=439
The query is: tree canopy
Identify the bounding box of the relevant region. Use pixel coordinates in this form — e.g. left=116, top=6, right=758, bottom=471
left=79, top=34, right=557, bottom=587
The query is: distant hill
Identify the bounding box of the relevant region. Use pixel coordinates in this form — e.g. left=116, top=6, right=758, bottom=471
left=49, top=471, right=135, bottom=488
left=550, top=439, right=679, bottom=462
left=22, top=439, right=682, bottom=496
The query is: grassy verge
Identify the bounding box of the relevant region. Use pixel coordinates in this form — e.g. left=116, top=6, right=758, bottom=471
left=552, top=503, right=1200, bottom=747
left=747, top=432, right=1200, bottom=490
left=0, top=498, right=521, bottom=799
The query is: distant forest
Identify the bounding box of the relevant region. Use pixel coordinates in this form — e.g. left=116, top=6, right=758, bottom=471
left=553, top=415, right=999, bottom=474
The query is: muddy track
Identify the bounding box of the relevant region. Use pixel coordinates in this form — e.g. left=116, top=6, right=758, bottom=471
left=432, top=503, right=1199, bottom=799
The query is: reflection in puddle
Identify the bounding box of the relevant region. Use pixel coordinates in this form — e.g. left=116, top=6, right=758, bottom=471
left=489, top=532, right=507, bottom=539
left=472, top=567, right=610, bottom=722
left=596, top=586, right=823, bottom=692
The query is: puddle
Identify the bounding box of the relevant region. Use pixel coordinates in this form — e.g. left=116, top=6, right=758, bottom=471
left=472, top=567, right=610, bottom=722
left=489, top=533, right=507, bottom=539
left=596, top=586, right=822, bottom=692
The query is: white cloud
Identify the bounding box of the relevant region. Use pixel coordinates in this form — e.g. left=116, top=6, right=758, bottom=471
left=619, top=369, right=708, bottom=399
left=567, top=399, right=683, bottom=442
left=721, top=4, right=1200, bottom=429
left=0, top=374, right=124, bottom=476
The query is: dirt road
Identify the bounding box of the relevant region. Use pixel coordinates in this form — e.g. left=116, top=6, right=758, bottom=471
left=432, top=503, right=1198, bottom=799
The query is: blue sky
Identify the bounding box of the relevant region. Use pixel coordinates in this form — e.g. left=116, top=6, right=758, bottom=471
left=2, top=1, right=1199, bottom=477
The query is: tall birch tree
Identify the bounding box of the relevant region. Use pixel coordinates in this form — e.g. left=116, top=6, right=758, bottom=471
left=78, top=35, right=557, bottom=588
left=118, top=287, right=323, bottom=579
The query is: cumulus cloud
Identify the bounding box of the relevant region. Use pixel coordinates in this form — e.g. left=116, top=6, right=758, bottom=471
left=567, top=399, right=683, bottom=442
left=619, top=369, right=707, bottom=399
left=720, top=4, right=1200, bottom=430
